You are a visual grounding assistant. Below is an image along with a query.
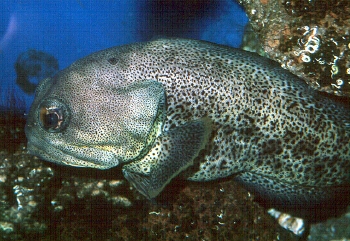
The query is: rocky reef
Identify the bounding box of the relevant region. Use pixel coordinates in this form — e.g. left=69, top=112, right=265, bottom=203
left=0, top=149, right=296, bottom=240
left=238, top=0, right=350, bottom=97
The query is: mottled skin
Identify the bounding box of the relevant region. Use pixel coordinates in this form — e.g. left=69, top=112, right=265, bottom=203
left=25, top=38, right=350, bottom=207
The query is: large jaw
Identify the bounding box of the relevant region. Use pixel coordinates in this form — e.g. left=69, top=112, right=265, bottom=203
left=25, top=128, right=119, bottom=169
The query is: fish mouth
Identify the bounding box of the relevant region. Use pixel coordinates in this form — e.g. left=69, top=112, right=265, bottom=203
left=25, top=128, right=119, bottom=170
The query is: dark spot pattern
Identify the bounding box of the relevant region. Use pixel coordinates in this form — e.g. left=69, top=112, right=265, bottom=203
left=25, top=38, right=350, bottom=198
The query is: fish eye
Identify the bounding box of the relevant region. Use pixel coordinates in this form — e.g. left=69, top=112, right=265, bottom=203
left=38, top=99, right=70, bottom=133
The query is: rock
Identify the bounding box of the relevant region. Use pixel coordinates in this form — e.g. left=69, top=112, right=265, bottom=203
left=238, top=0, right=350, bottom=97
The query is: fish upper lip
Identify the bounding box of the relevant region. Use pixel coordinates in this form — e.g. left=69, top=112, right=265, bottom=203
left=27, top=145, right=62, bottom=169
left=26, top=130, right=67, bottom=166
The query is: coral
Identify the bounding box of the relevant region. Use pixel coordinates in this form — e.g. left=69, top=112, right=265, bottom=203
left=237, top=0, right=350, bottom=97
left=0, top=149, right=52, bottom=240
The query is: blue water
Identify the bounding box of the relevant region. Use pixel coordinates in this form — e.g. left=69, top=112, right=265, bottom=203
left=0, top=0, right=248, bottom=110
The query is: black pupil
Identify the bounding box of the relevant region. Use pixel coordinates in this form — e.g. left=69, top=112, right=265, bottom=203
left=44, top=112, right=59, bottom=129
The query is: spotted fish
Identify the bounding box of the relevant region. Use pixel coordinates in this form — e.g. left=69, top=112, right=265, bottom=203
left=25, top=38, right=350, bottom=210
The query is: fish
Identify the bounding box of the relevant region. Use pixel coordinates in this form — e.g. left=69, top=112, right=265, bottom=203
left=25, top=38, right=350, bottom=211
left=15, top=49, right=59, bottom=94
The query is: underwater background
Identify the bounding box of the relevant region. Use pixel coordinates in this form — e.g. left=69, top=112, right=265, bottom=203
left=0, top=0, right=247, bottom=110
left=0, top=0, right=349, bottom=240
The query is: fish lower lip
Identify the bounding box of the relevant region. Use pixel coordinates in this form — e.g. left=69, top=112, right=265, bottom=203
left=26, top=132, right=118, bottom=169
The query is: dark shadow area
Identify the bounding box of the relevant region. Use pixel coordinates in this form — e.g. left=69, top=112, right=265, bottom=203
left=136, top=0, right=222, bottom=41
left=0, top=88, right=27, bottom=153
left=44, top=161, right=125, bottom=181
left=318, top=90, right=350, bottom=108
left=236, top=176, right=350, bottom=224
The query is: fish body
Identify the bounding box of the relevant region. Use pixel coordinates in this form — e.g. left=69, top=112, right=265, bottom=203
left=25, top=38, right=350, bottom=208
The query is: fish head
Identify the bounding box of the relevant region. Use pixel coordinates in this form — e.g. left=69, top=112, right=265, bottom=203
left=25, top=50, right=166, bottom=169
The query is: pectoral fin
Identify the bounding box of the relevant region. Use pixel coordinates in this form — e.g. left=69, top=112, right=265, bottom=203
left=122, top=118, right=212, bottom=199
